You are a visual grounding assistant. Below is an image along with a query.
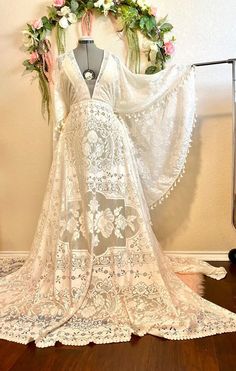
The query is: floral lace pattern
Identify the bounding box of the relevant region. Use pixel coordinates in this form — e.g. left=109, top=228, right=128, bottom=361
left=1, top=51, right=236, bottom=348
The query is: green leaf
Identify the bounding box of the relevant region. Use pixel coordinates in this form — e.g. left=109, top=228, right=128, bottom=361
left=145, top=17, right=156, bottom=32
left=160, top=22, right=173, bottom=32
left=23, top=60, right=37, bottom=71
left=26, top=23, right=34, bottom=33
left=156, top=50, right=164, bottom=62
left=70, top=0, right=79, bottom=12
left=156, top=14, right=168, bottom=27
left=156, top=39, right=163, bottom=48
left=41, top=16, right=49, bottom=24
left=139, top=15, right=156, bottom=33
left=44, top=22, right=52, bottom=31
left=41, top=16, right=53, bottom=31
left=139, top=17, right=146, bottom=29
left=39, top=29, right=47, bottom=41
left=87, top=1, right=94, bottom=9
left=22, top=60, right=29, bottom=67
left=119, top=5, right=138, bottom=26
left=76, top=9, right=86, bottom=19
left=145, top=65, right=159, bottom=74
left=28, top=45, right=36, bottom=53
left=47, top=6, right=57, bottom=20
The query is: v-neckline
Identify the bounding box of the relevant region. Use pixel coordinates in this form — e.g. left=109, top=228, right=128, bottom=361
left=70, top=48, right=108, bottom=100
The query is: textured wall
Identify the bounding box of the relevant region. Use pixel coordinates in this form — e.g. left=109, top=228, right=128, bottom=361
left=0, top=1, right=236, bottom=252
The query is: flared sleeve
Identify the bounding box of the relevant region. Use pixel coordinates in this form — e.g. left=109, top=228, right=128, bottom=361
left=50, top=54, right=70, bottom=153
left=114, top=57, right=197, bottom=210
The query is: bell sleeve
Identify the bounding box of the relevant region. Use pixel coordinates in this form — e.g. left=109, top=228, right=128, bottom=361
left=114, top=58, right=197, bottom=210
left=50, top=55, right=70, bottom=153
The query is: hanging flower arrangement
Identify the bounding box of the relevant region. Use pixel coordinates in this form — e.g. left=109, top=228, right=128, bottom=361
left=21, top=0, right=175, bottom=123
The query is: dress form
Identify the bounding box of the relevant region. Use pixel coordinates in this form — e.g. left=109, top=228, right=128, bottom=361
left=72, top=36, right=104, bottom=97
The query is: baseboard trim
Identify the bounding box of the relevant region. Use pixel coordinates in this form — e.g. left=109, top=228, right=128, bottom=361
left=165, top=250, right=229, bottom=261
left=0, top=250, right=230, bottom=261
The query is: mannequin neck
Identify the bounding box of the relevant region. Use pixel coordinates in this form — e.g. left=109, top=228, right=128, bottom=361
left=75, top=37, right=101, bottom=52
left=78, top=36, right=94, bottom=44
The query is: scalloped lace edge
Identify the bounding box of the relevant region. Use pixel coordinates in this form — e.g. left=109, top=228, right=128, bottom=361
left=1, top=324, right=236, bottom=348
left=148, top=66, right=198, bottom=210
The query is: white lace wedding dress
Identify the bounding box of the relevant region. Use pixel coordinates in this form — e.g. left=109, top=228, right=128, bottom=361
left=1, top=49, right=236, bottom=348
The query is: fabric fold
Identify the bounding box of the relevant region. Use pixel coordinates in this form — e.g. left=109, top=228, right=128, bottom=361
left=114, top=59, right=196, bottom=209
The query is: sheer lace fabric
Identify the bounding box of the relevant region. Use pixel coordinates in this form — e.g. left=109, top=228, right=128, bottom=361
left=0, top=50, right=236, bottom=348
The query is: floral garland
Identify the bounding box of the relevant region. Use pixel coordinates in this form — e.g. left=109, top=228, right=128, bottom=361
left=22, top=0, right=175, bottom=123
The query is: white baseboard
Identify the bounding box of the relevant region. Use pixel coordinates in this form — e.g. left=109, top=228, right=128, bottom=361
left=0, top=250, right=230, bottom=261
left=165, top=250, right=229, bottom=261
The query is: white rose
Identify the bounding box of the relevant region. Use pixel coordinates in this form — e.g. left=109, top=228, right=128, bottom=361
left=59, top=16, right=69, bottom=29
left=58, top=6, right=71, bottom=16
left=68, top=12, right=77, bottom=24
left=94, top=0, right=114, bottom=11
left=138, top=0, right=151, bottom=10
left=104, top=0, right=114, bottom=9
left=94, top=0, right=104, bottom=7
left=22, top=30, right=34, bottom=48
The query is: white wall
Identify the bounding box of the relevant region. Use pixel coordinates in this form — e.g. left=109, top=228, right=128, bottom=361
left=0, top=1, right=236, bottom=253
left=151, top=0, right=236, bottom=252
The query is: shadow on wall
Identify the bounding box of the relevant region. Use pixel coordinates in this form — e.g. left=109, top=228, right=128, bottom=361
left=150, top=112, right=231, bottom=249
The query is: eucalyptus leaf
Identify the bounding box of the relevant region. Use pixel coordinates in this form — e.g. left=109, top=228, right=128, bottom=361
left=156, top=39, right=163, bottom=47
left=41, top=16, right=49, bottom=24
left=160, top=22, right=173, bottom=32
left=23, top=62, right=37, bottom=71
left=145, top=65, right=159, bottom=74
left=26, top=23, right=35, bottom=34
left=156, top=14, right=168, bottom=27
left=145, top=17, right=156, bottom=32
left=76, top=9, right=86, bottom=19
left=47, top=6, right=57, bottom=20
left=44, top=22, right=53, bottom=31
left=156, top=50, right=164, bottom=62
left=120, top=5, right=138, bottom=25
left=71, top=0, right=79, bottom=12
left=139, top=17, right=146, bottom=29
left=28, top=45, right=35, bottom=53
left=87, top=1, right=94, bottom=9
left=39, top=29, right=47, bottom=41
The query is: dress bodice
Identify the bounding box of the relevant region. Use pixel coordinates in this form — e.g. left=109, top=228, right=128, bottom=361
left=52, top=50, right=197, bottom=209
left=57, top=50, right=120, bottom=111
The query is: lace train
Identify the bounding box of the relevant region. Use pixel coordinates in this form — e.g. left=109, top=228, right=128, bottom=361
left=0, top=101, right=235, bottom=348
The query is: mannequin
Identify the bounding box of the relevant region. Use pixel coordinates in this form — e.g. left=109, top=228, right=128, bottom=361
left=72, top=35, right=104, bottom=97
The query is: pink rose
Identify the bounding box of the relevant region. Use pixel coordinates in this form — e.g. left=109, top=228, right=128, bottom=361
left=32, top=18, right=43, bottom=30
left=164, top=41, right=175, bottom=55
left=53, top=0, right=65, bottom=7
left=29, top=51, right=39, bottom=64
left=150, top=6, right=158, bottom=17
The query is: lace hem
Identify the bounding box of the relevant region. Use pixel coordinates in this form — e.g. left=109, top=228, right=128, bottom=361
left=1, top=321, right=236, bottom=348
left=1, top=256, right=236, bottom=348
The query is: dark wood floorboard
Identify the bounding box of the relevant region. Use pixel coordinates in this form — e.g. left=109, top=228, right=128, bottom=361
left=0, top=261, right=235, bottom=371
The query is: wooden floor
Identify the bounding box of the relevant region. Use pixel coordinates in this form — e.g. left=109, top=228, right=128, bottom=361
left=0, top=261, right=235, bottom=371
